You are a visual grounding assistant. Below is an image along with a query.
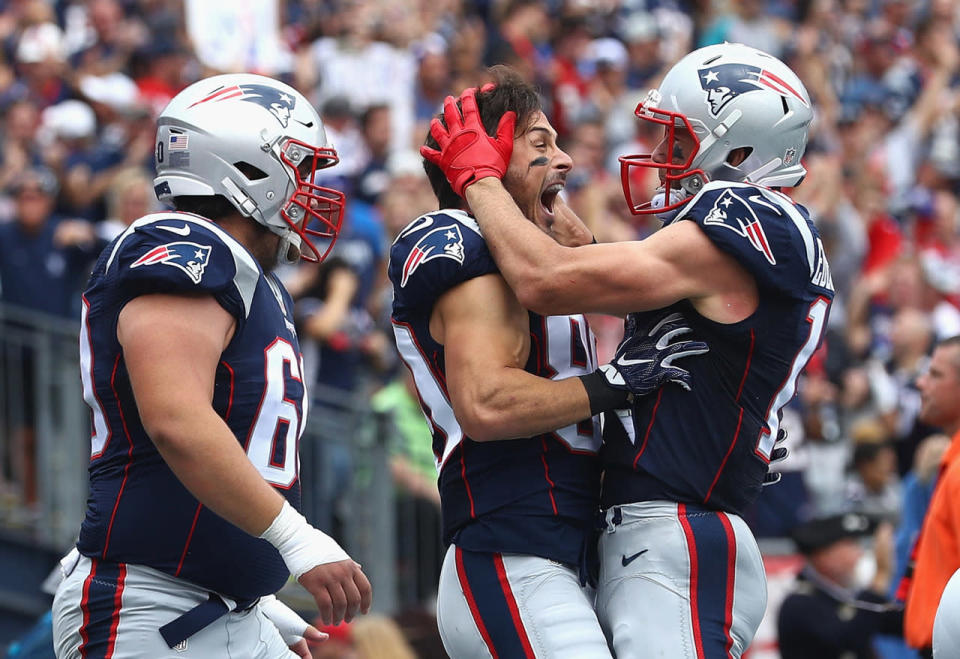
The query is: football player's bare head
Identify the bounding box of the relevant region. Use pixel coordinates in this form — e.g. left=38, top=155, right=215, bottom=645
left=423, top=65, right=572, bottom=232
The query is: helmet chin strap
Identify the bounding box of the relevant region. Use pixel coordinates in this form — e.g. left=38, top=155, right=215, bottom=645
left=651, top=187, right=691, bottom=224
left=277, top=231, right=302, bottom=266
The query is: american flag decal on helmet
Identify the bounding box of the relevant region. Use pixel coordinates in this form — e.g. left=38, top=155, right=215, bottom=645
left=698, top=63, right=808, bottom=117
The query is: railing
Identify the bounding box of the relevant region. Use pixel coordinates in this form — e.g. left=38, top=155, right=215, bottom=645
left=0, top=304, right=89, bottom=550
left=0, top=302, right=441, bottom=620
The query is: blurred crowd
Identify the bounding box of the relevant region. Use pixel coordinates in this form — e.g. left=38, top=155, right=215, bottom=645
left=1, top=0, right=960, bottom=656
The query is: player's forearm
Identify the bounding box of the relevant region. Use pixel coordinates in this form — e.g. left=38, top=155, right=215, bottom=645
left=148, top=410, right=284, bottom=536
left=465, top=178, right=575, bottom=309
left=455, top=369, right=593, bottom=441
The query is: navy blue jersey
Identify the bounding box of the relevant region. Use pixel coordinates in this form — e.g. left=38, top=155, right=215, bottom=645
left=390, top=210, right=602, bottom=567
left=601, top=182, right=834, bottom=515
left=76, top=212, right=306, bottom=600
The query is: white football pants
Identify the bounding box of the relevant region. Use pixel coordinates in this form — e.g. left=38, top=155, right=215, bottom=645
left=52, top=552, right=296, bottom=658
left=437, top=545, right=612, bottom=658
left=596, top=501, right=766, bottom=659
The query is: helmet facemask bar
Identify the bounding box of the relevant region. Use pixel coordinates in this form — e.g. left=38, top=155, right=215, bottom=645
left=279, top=138, right=345, bottom=263
left=618, top=101, right=706, bottom=216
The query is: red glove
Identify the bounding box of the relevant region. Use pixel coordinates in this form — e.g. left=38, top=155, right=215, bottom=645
left=420, top=87, right=515, bottom=197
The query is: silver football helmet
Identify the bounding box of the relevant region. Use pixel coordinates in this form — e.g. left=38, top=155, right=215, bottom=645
left=154, top=73, right=345, bottom=264
left=619, top=43, right=813, bottom=221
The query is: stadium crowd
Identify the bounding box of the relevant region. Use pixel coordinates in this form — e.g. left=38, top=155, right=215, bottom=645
left=1, top=0, right=960, bottom=656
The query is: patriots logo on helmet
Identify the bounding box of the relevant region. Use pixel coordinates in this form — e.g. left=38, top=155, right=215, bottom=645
left=703, top=189, right=776, bottom=265
left=698, top=63, right=809, bottom=117
left=188, top=83, right=297, bottom=128
left=401, top=225, right=465, bottom=287
left=130, top=242, right=212, bottom=283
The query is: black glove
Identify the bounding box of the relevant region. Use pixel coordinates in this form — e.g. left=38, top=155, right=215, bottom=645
left=762, top=427, right=789, bottom=486
left=601, top=311, right=709, bottom=396
left=580, top=311, right=708, bottom=415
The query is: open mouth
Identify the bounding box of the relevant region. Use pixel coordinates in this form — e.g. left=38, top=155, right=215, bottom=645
left=540, top=182, right=564, bottom=219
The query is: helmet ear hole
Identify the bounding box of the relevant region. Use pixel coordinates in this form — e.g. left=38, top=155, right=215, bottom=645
left=234, top=161, right=269, bottom=181
left=727, top=147, right=752, bottom=167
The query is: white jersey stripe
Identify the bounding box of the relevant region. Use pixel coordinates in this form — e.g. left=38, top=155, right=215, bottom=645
left=393, top=321, right=463, bottom=471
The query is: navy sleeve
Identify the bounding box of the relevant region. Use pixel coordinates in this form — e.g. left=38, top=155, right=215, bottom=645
left=679, top=183, right=814, bottom=296
left=108, top=218, right=254, bottom=323
left=389, top=210, right=498, bottom=313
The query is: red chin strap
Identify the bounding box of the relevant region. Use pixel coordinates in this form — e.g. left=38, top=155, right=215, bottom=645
left=280, top=138, right=346, bottom=263
left=618, top=103, right=706, bottom=216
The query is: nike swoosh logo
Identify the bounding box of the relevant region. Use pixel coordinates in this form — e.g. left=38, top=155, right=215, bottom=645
left=621, top=549, right=648, bottom=567
left=294, top=119, right=314, bottom=128
left=617, top=356, right=652, bottom=367
left=157, top=224, right=191, bottom=236
left=399, top=215, right=434, bottom=239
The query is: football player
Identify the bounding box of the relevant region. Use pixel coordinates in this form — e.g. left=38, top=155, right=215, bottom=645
left=52, top=73, right=371, bottom=658
left=425, top=44, right=834, bottom=658
left=393, top=68, right=707, bottom=658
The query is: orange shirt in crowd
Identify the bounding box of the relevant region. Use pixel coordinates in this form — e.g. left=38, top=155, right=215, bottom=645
left=905, top=430, right=960, bottom=649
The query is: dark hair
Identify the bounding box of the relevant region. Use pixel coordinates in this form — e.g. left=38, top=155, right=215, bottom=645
left=361, top=103, right=390, bottom=131
left=851, top=441, right=892, bottom=469
left=423, top=65, right=542, bottom=209
left=173, top=195, right=238, bottom=220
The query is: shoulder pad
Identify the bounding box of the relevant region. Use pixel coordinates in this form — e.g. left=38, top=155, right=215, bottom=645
left=389, top=210, right=498, bottom=308
left=677, top=182, right=830, bottom=295
left=106, top=213, right=261, bottom=319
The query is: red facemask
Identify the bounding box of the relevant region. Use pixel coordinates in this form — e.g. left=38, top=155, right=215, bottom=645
left=279, top=138, right=346, bottom=263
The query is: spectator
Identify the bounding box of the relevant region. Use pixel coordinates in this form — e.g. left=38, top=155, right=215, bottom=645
left=0, top=167, right=97, bottom=318
left=876, top=432, right=951, bottom=659
left=96, top=165, right=157, bottom=242
left=411, top=33, right=451, bottom=140
left=844, top=429, right=902, bottom=524
left=353, top=104, right=393, bottom=206
left=904, top=336, right=960, bottom=653
left=0, top=166, right=96, bottom=506
left=777, top=513, right=903, bottom=659
left=351, top=614, right=417, bottom=659
left=619, top=11, right=664, bottom=91
left=0, top=98, right=45, bottom=196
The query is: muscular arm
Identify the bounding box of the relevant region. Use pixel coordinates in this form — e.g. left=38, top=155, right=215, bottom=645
left=431, top=273, right=593, bottom=441
left=465, top=178, right=757, bottom=320
left=118, top=293, right=285, bottom=536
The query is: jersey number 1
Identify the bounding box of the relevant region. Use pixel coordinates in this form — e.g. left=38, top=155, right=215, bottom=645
left=757, top=297, right=829, bottom=459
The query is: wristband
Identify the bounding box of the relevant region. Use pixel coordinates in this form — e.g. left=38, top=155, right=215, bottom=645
left=259, top=500, right=350, bottom=579
left=259, top=595, right=310, bottom=645
left=578, top=370, right=631, bottom=416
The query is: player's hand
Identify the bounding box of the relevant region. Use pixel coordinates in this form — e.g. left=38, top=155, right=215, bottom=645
left=550, top=195, right=595, bottom=247
left=259, top=594, right=328, bottom=658
left=298, top=559, right=372, bottom=627
left=599, top=312, right=709, bottom=397
left=762, top=427, right=789, bottom=486
left=420, top=87, right=515, bottom=197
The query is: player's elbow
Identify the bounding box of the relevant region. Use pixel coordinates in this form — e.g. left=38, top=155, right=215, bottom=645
left=514, top=276, right=567, bottom=316
left=457, top=410, right=500, bottom=442
left=508, top=263, right=551, bottom=310
left=454, top=399, right=512, bottom=442
left=140, top=408, right=193, bottom=454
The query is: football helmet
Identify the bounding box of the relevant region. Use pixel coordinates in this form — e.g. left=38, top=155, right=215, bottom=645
left=154, top=73, right=344, bottom=264
left=619, top=43, right=813, bottom=221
